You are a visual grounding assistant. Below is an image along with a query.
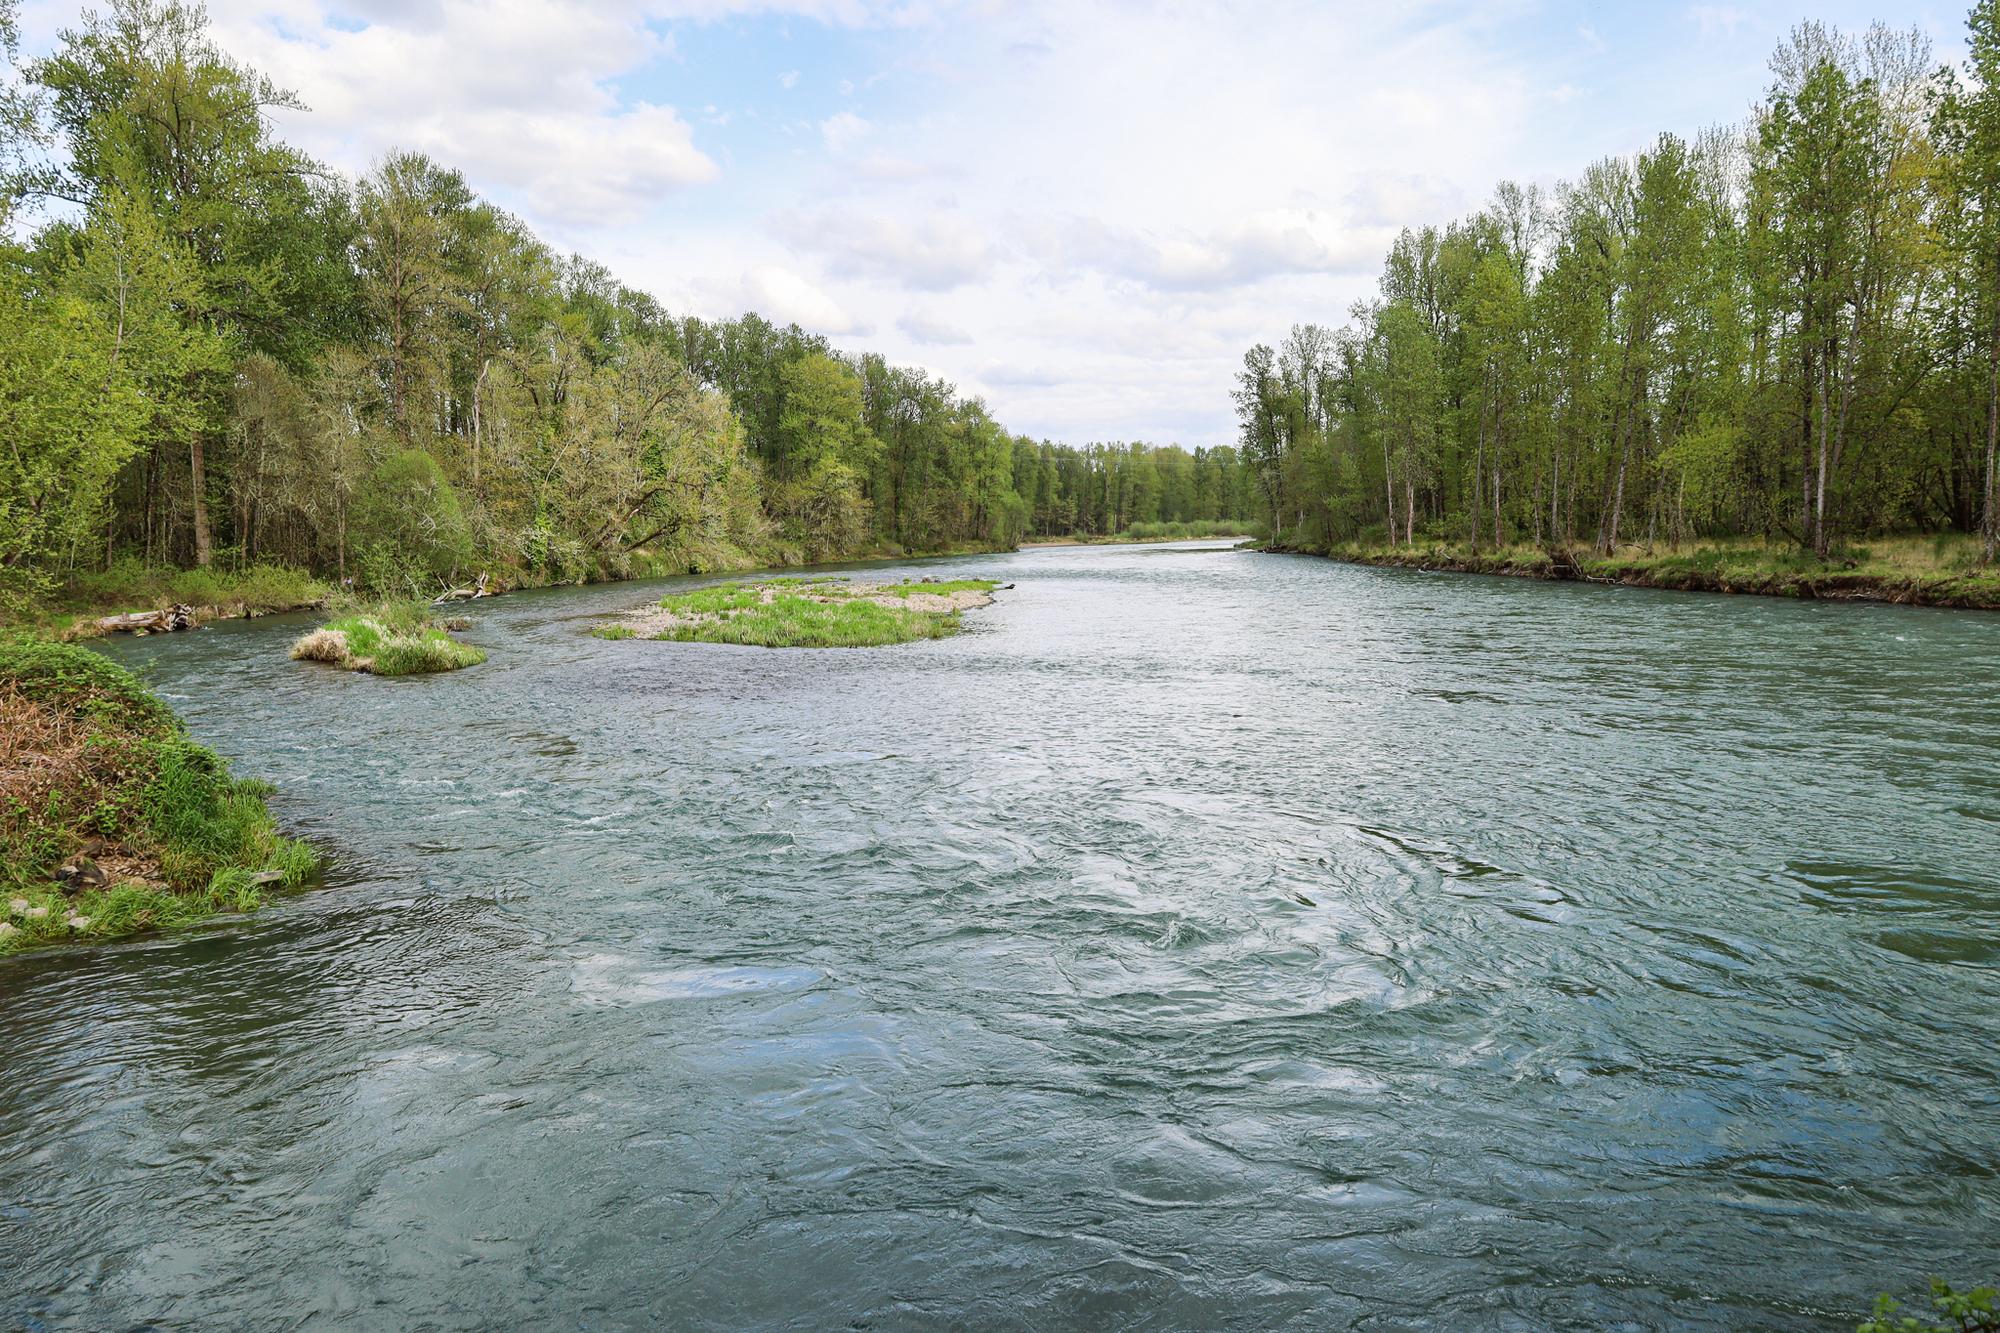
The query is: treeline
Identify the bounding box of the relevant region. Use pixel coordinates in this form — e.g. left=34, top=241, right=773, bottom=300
left=1235, top=11, right=2000, bottom=564
left=0, top=1, right=1254, bottom=612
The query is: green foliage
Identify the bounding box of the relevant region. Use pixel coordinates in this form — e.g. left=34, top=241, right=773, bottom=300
left=351, top=449, right=474, bottom=593
left=1118, top=519, right=1260, bottom=541
left=1858, top=1280, right=1999, bottom=1333
left=0, top=265, right=148, bottom=612
left=139, top=736, right=305, bottom=889
left=1232, top=18, right=1981, bottom=563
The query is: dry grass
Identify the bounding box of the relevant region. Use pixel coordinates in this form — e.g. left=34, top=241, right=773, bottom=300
left=0, top=687, right=102, bottom=825
left=288, top=628, right=349, bottom=664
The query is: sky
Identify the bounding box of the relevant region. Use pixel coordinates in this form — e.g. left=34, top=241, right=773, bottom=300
left=13, top=0, right=1976, bottom=445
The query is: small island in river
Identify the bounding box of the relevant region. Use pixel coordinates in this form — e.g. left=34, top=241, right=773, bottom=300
left=290, top=603, right=487, bottom=675
left=596, top=576, right=1003, bottom=648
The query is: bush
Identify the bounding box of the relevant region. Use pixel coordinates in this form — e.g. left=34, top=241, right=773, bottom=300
left=1859, top=1280, right=1998, bottom=1333
left=351, top=450, right=474, bottom=593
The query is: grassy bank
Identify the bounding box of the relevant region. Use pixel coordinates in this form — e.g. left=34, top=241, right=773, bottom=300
left=597, top=575, right=1002, bottom=647
left=0, top=634, right=318, bottom=955
left=290, top=602, right=486, bottom=675
left=1273, top=535, right=2000, bottom=610
left=13, top=561, right=331, bottom=638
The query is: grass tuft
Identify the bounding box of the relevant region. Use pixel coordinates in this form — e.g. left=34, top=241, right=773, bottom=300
left=606, top=576, right=1002, bottom=648
left=290, top=603, right=485, bottom=675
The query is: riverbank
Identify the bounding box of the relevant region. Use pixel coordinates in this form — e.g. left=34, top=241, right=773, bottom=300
left=1265, top=537, right=2000, bottom=610
left=1022, top=522, right=1260, bottom=548
left=0, top=635, right=318, bottom=955
left=16, top=536, right=1022, bottom=640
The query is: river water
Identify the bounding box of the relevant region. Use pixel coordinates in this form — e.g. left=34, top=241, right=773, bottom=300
left=3, top=541, right=1996, bottom=1329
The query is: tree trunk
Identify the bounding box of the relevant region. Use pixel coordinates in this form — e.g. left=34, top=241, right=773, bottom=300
left=1383, top=442, right=1397, bottom=545
left=1986, top=291, right=1999, bottom=563
left=190, top=433, right=213, bottom=568
left=1471, top=388, right=1486, bottom=554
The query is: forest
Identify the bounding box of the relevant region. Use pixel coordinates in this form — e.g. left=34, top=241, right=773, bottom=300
left=1234, top=9, right=2000, bottom=570
left=0, top=0, right=1256, bottom=616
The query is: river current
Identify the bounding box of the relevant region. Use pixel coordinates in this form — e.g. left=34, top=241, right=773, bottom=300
left=3, top=540, right=1997, bottom=1329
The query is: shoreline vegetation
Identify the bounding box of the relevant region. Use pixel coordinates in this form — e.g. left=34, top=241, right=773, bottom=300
left=1266, top=534, right=2000, bottom=610
left=597, top=576, right=1002, bottom=648
left=1226, top=9, right=2000, bottom=610
left=1021, top=520, right=1262, bottom=547
left=290, top=601, right=486, bottom=675
left=0, top=634, right=317, bottom=955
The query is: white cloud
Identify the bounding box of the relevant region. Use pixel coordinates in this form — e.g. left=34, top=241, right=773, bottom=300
left=776, top=207, right=992, bottom=290
left=898, top=311, right=973, bottom=345
left=819, top=110, right=871, bottom=153
left=195, top=0, right=718, bottom=224
left=779, top=68, right=800, bottom=88
left=741, top=265, right=863, bottom=335
left=1688, top=6, right=1749, bottom=38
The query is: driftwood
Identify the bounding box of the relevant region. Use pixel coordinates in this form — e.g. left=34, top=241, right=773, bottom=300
left=432, top=573, right=491, bottom=605
left=96, top=604, right=194, bottom=634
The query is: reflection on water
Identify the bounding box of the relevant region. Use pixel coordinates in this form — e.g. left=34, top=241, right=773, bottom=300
left=3, top=541, right=1997, bottom=1329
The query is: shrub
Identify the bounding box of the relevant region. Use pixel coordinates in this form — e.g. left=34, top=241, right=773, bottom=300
left=1859, top=1280, right=1998, bottom=1333
left=351, top=450, right=474, bottom=592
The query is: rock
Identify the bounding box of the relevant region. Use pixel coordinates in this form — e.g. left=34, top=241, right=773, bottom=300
left=0, top=923, right=15, bottom=939
left=64, top=915, right=91, bottom=931
left=7, top=897, right=26, bottom=915
left=56, top=855, right=109, bottom=893
left=247, top=870, right=286, bottom=887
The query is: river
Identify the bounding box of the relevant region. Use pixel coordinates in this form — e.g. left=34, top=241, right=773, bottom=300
left=3, top=540, right=1996, bottom=1329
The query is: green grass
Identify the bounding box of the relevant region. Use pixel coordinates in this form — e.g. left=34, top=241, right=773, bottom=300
left=651, top=593, right=962, bottom=647
left=655, top=582, right=769, bottom=615
left=6, top=559, right=331, bottom=635
left=620, top=576, right=1000, bottom=648
left=591, top=625, right=637, bottom=640
left=291, top=602, right=486, bottom=675
left=872, top=579, right=1001, bottom=598
left=1, top=633, right=319, bottom=955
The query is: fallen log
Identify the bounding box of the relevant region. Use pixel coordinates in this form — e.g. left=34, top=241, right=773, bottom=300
left=96, top=604, right=194, bottom=634
left=432, top=572, right=491, bottom=605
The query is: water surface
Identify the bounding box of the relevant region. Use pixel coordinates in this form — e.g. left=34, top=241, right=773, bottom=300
left=4, top=541, right=1997, bottom=1328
